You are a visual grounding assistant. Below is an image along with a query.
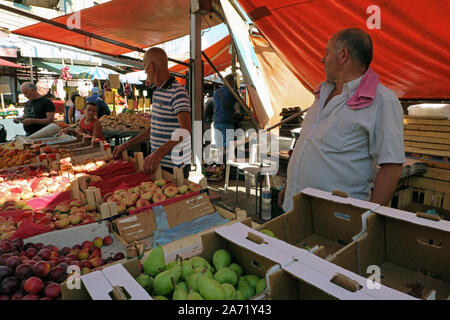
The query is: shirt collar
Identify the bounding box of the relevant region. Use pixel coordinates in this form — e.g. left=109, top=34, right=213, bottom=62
left=343, top=75, right=364, bottom=97
left=157, top=75, right=176, bottom=90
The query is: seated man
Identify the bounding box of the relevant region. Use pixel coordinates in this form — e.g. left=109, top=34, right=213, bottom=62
left=279, top=28, right=405, bottom=211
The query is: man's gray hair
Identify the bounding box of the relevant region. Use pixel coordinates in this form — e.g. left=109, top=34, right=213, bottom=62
left=335, top=28, right=373, bottom=69
left=20, top=82, right=37, bottom=92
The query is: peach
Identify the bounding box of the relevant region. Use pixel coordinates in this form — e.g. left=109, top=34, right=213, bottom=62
left=152, top=193, right=166, bottom=204
left=164, top=186, right=178, bottom=198
left=136, top=198, right=151, bottom=209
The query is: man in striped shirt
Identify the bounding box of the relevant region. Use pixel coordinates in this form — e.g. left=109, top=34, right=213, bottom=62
left=113, top=48, right=192, bottom=175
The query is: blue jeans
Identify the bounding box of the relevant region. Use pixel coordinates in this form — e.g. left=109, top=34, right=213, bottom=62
left=214, top=123, right=234, bottom=148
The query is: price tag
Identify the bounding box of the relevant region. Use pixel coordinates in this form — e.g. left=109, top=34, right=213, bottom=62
left=75, top=96, right=86, bottom=111
left=143, top=90, right=148, bottom=97
left=134, top=89, right=139, bottom=97
left=104, top=91, right=114, bottom=104
left=109, top=74, right=120, bottom=89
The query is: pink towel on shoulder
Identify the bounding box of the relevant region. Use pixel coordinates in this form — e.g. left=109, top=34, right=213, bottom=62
left=313, top=68, right=380, bottom=109
left=346, top=67, right=379, bottom=109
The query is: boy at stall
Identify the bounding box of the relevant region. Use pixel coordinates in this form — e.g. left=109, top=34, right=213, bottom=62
left=63, top=101, right=105, bottom=141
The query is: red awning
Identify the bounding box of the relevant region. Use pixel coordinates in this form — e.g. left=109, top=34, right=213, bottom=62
left=0, top=58, right=23, bottom=68
left=12, top=0, right=221, bottom=56
left=170, top=35, right=232, bottom=77
left=237, top=0, right=450, bottom=99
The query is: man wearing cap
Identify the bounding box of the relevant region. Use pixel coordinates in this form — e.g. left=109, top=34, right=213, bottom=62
left=87, top=87, right=110, bottom=119
left=279, top=28, right=405, bottom=212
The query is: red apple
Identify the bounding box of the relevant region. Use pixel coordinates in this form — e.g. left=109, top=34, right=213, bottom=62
left=65, top=254, right=77, bottom=261
left=90, top=257, right=103, bottom=269
left=81, top=241, right=93, bottom=251
left=72, top=244, right=81, bottom=251
left=0, top=277, right=19, bottom=295
left=44, top=282, right=61, bottom=299
left=38, top=249, right=52, bottom=261
left=34, top=243, right=44, bottom=251
left=22, top=294, right=40, bottom=300
left=103, top=236, right=113, bottom=246
left=5, top=256, right=22, bottom=271
left=113, top=252, right=125, bottom=261
left=11, top=290, right=24, bottom=300
left=0, top=295, right=9, bottom=300
left=32, top=261, right=51, bottom=277
left=0, top=266, right=12, bottom=282
left=40, top=297, right=52, bottom=300
left=14, top=264, right=32, bottom=280
left=25, top=247, right=38, bottom=259
left=78, top=249, right=90, bottom=260
left=23, top=276, right=44, bottom=294
left=48, top=266, right=66, bottom=283
left=81, top=260, right=92, bottom=269
left=58, top=247, right=71, bottom=256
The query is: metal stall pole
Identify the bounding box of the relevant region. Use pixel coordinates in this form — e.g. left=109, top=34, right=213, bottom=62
left=190, top=0, right=204, bottom=174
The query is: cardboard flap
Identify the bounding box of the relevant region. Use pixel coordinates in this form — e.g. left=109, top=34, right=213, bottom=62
left=214, top=223, right=307, bottom=266
left=81, top=263, right=151, bottom=300
left=301, top=188, right=377, bottom=244
left=282, top=253, right=415, bottom=300
left=375, top=206, right=450, bottom=233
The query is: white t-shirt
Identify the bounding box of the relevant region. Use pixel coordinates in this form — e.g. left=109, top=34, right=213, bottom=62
left=283, top=76, right=405, bottom=212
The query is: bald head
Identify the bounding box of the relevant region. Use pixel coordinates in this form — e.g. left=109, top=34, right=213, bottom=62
left=143, top=47, right=168, bottom=70
left=333, top=28, right=373, bottom=70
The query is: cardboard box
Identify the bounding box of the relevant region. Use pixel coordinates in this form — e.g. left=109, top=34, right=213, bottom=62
left=113, top=193, right=247, bottom=249
left=266, top=250, right=415, bottom=300
left=149, top=222, right=412, bottom=300
left=339, top=205, right=450, bottom=300
left=62, top=258, right=151, bottom=300
left=257, top=188, right=379, bottom=274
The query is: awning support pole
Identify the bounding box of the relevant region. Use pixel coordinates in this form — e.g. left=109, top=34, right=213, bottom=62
left=190, top=1, right=203, bottom=173
left=202, top=51, right=260, bottom=129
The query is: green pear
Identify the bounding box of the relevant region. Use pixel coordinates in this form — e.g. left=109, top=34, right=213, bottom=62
left=198, top=276, right=226, bottom=300
left=235, top=290, right=247, bottom=300
left=152, top=265, right=182, bottom=296
left=238, top=277, right=255, bottom=300
left=181, top=259, right=195, bottom=281
left=194, top=266, right=213, bottom=279
left=212, top=249, right=231, bottom=271
left=244, top=275, right=260, bottom=289
left=177, top=281, right=188, bottom=293
left=167, top=260, right=180, bottom=270
left=255, top=278, right=266, bottom=295
left=190, top=256, right=210, bottom=269
left=153, top=296, right=168, bottom=300
left=136, top=273, right=153, bottom=292
left=187, top=268, right=211, bottom=292
left=228, top=263, right=243, bottom=277
left=221, top=283, right=236, bottom=300
left=214, top=267, right=238, bottom=287
left=172, top=282, right=188, bottom=300
left=143, top=245, right=166, bottom=277
left=187, top=291, right=204, bottom=300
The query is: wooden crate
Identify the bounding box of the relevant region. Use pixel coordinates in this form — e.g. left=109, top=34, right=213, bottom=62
left=403, top=116, right=450, bottom=158
left=391, top=187, right=450, bottom=221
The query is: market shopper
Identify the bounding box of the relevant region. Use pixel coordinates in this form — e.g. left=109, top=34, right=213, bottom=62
left=15, top=82, right=55, bottom=136
left=112, top=47, right=192, bottom=176
left=87, top=87, right=111, bottom=119
left=65, top=92, right=81, bottom=124
left=63, top=101, right=105, bottom=141
left=213, top=74, right=239, bottom=149
left=279, top=28, right=405, bottom=211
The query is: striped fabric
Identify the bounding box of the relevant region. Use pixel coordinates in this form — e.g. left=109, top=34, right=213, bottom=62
left=150, top=76, right=191, bottom=168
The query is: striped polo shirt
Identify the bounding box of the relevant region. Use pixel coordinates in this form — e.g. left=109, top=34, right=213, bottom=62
left=150, top=76, right=191, bottom=169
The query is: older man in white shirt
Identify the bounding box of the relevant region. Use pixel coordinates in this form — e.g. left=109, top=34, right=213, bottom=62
left=280, top=28, right=404, bottom=212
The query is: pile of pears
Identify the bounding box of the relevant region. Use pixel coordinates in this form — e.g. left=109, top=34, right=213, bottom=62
left=136, top=245, right=266, bottom=300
